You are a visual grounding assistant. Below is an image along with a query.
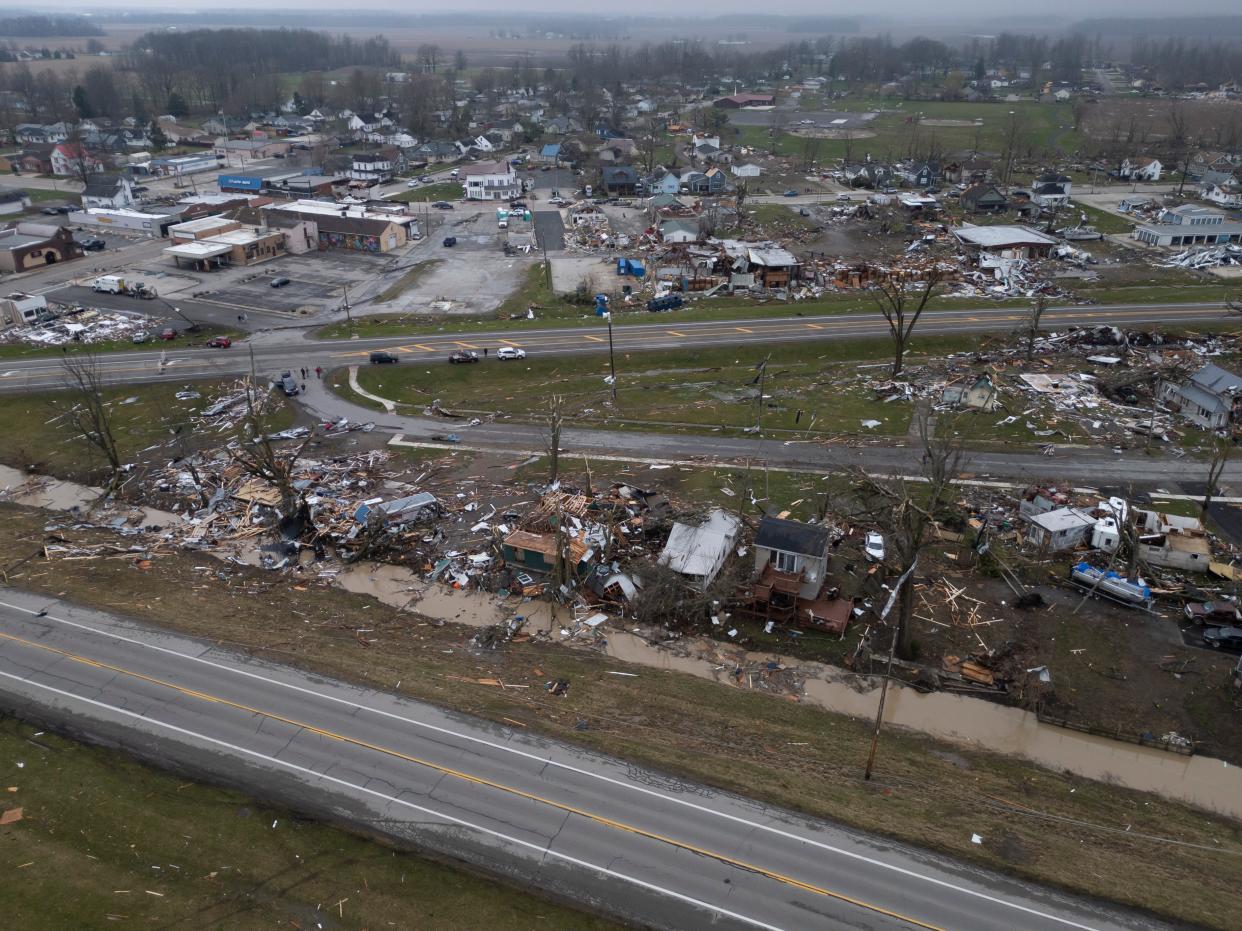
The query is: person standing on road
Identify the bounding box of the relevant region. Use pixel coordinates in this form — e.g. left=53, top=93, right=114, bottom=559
left=315, top=366, right=322, bottom=379
left=483, top=347, right=488, bottom=357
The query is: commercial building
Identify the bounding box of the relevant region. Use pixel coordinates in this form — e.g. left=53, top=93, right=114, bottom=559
left=163, top=217, right=285, bottom=271
left=952, top=225, right=1059, bottom=262
left=261, top=200, right=418, bottom=252
left=214, top=138, right=292, bottom=161
left=1134, top=205, right=1242, bottom=247
left=0, top=223, right=83, bottom=273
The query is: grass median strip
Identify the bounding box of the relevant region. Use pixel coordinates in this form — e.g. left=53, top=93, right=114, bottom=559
left=0, top=716, right=619, bottom=930
left=0, top=503, right=1238, bottom=930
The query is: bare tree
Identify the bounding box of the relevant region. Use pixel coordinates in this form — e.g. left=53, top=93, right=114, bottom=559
left=229, top=382, right=314, bottom=517
left=544, top=393, right=565, bottom=485
left=1201, top=436, right=1233, bottom=521
left=1026, top=294, right=1048, bottom=363
left=1166, top=100, right=1192, bottom=197
left=851, top=410, right=965, bottom=658
left=55, top=350, right=123, bottom=492
left=869, top=262, right=948, bottom=377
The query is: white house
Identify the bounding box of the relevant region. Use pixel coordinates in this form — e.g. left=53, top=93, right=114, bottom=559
left=50, top=143, right=103, bottom=177
left=1120, top=156, right=1162, bottom=182
left=691, top=133, right=722, bottom=150
left=472, top=135, right=496, bottom=153
left=350, top=153, right=393, bottom=185
left=461, top=160, right=519, bottom=201
left=80, top=174, right=135, bottom=210
left=1202, top=181, right=1242, bottom=209
left=731, top=163, right=762, bottom=178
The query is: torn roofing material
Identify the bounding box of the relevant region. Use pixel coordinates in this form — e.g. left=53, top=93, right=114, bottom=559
left=658, top=509, right=741, bottom=583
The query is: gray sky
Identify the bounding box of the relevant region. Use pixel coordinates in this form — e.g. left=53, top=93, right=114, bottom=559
left=20, top=2, right=1242, bottom=23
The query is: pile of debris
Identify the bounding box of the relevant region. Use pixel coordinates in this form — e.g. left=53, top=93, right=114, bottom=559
left=1162, top=244, right=1242, bottom=270
left=0, top=307, right=149, bottom=348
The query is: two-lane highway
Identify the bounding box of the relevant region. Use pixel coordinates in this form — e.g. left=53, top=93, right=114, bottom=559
left=0, top=590, right=1171, bottom=931
left=0, top=300, right=1229, bottom=393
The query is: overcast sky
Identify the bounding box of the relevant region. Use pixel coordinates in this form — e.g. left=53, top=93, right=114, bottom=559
left=21, top=1, right=1242, bottom=22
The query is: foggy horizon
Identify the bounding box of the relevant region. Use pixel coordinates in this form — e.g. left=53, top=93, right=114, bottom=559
left=7, top=2, right=1242, bottom=26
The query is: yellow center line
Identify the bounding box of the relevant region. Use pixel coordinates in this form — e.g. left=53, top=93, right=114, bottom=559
left=413, top=343, right=438, bottom=352
left=735, top=326, right=754, bottom=333
left=453, top=341, right=480, bottom=350
left=499, top=339, right=522, bottom=347
left=0, top=629, right=940, bottom=931
left=805, top=323, right=825, bottom=329
left=582, top=335, right=605, bottom=343
left=665, top=330, right=686, bottom=337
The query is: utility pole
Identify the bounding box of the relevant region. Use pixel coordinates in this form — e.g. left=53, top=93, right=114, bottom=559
left=753, top=356, right=768, bottom=433
left=342, top=283, right=352, bottom=324
left=864, top=557, right=919, bottom=781
left=605, top=311, right=617, bottom=403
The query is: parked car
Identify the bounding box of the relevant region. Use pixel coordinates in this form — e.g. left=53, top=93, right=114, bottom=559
left=1203, top=626, right=1242, bottom=651
left=40, top=206, right=62, bottom=215
left=406, top=179, right=419, bottom=187
left=836, top=193, right=852, bottom=202
left=420, top=175, right=431, bottom=182
left=270, top=277, right=291, bottom=288
left=442, top=236, right=457, bottom=247
left=79, top=237, right=106, bottom=251
left=864, top=532, right=886, bottom=562
left=1187, top=602, right=1242, bottom=625
left=279, top=371, right=299, bottom=396
left=509, top=200, right=527, bottom=210
left=783, top=189, right=798, bottom=197
left=159, top=327, right=177, bottom=340
left=131, top=331, right=149, bottom=344
left=206, top=336, right=232, bottom=348
left=369, top=351, right=399, bottom=364
left=432, top=201, right=454, bottom=210
left=448, top=350, right=479, bottom=364
left=495, top=346, right=526, bottom=361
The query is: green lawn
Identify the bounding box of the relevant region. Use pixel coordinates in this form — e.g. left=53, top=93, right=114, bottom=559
left=373, top=260, right=442, bottom=304
left=728, top=98, right=1080, bottom=165
left=0, top=717, right=617, bottom=930
left=0, top=380, right=292, bottom=480
left=391, top=181, right=463, bottom=203
left=1068, top=201, right=1135, bottom=235
left=350, top=339, right=948, bottom=437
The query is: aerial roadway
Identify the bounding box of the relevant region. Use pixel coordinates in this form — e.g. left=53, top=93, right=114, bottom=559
left=0, top=591, right=1171, bottom=931
left=0, top=299, right=1228, bottom=394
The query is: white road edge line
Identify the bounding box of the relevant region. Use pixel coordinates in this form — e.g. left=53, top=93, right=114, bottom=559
left=0, top=596, right=1103, bottom=931
left=0, top=667, right=784, bottom=931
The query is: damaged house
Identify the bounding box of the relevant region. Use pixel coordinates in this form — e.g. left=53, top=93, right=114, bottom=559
left=735, top=517, right=852, bottom=635
left=1023, top=507, right=1096, bottom=552
left=1159, top=363, right=1242, bottom=430
left=658, top=508, right=741, bottom=590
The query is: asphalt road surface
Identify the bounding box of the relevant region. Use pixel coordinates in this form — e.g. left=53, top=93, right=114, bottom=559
left=0, top=591, right=1171, bottom=931
left=2, top=300, right=1235, bottom=484
left=0, top=300, right=1227, bottom=395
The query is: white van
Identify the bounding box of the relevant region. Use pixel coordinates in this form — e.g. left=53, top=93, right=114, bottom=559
left=498, top=218, right=508, bottom=230
left=449, top=168, right=460, bottom=180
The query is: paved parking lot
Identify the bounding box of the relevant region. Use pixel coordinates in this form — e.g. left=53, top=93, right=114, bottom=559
left=192, top=251, right=393, bottom=314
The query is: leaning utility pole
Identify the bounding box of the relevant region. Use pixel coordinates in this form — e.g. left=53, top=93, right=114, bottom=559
left=864, top=557, right=920, bottom=780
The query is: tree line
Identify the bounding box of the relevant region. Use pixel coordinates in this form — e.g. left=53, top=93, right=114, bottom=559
left=0, top=15, right=103, bottom=38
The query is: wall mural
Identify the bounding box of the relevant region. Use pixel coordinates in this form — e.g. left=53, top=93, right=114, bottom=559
left=319, top=232, right=381, bottom=253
